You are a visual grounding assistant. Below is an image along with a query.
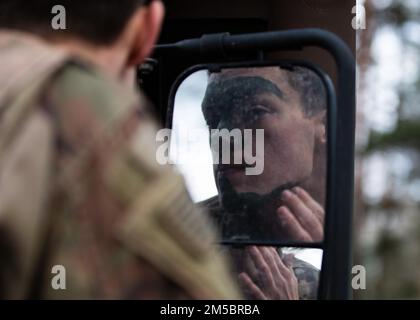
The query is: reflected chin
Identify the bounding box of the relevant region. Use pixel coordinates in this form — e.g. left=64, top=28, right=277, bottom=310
left=222, top=170, right=306, bottom=196
left=219, top=173, right=272, bottom=195
left=230, top=184, right=264, bottom=195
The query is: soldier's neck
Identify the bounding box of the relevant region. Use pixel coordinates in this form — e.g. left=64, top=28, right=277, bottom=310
left=53, top=39, right=134, bottom=86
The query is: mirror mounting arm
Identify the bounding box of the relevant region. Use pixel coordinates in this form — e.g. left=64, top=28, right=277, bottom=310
left=201, top=33, right=230, bottom=58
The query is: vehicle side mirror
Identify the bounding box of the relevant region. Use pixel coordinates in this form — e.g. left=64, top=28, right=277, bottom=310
left=149, top=29, right=355, bottom=300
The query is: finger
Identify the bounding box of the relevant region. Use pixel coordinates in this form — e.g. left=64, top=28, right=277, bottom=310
left=244, top=248, right=260, bottom=282
left=259, top=249, right=299, bottom=300
left=283, top=254, right=295, bottom=270
left=248, top=246, right=276, bottom=288
left=292, top=187, right=324, bottom=224
left=238, top=272, right=267, bottom=300
left=283, top=253, right=299, bottom=284
left=269, top=249, right=294, bottom=280
left=260, top=247, right=283, bottom=279
left=277, top=206, right=312, bottom=242
left=278, top=253, right=299, bottom=293
left=281, top=190, right=323, bottom=241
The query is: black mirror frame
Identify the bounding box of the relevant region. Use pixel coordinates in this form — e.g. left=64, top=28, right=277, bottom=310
left=166, top=59, right=336, bottom=301
left=155, top=28, right=355, bottom=300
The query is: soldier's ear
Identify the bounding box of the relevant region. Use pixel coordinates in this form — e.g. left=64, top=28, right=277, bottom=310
left=314, top=110, right=327, bottom=145
left=126, top=0, right=165, bottom=66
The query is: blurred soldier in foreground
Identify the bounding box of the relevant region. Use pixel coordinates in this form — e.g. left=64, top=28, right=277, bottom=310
left=0, top=0, right=240, bottom=299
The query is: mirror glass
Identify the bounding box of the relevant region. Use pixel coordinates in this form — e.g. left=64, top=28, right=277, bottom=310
left=221, top=246, right=322, bottom=300
left=169, top=65, right=328, bottom=245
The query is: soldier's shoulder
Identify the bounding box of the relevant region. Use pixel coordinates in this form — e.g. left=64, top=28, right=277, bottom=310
left=292, top=257, right=320, bottom=300
left=198, top=195, right=225, bottom=226
left=199, top=195, right=220, bottom=210
left=48, top=62, right=139, bottom=120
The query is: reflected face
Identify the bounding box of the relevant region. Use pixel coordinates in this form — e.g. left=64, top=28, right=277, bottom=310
left=202, top=67, right=325, bottom=197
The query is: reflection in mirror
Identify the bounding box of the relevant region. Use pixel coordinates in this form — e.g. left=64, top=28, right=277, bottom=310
left=170, top=65, right=327, bottom=244
left=220, top=246, right=322, bottom=300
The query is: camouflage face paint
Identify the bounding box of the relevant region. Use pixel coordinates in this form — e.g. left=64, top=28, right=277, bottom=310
left=202, top=76, right=286, bottom=128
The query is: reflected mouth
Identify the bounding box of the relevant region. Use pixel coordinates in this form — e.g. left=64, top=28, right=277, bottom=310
left=217, top=164, right=246, bottom=177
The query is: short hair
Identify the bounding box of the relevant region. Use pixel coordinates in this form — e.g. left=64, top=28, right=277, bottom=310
left=285, top=66, right=327, bottom=117
left=206, top=66, right=327, bottom=118
left=0, top=0, right=151, bottom=45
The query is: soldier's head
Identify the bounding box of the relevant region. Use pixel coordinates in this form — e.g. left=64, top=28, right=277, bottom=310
left=0, top=0, right=165, bottom=74
left=201, top=66, right=327, bottom=209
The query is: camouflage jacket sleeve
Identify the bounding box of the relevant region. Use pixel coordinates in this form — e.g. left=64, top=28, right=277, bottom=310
left=291, top=257, right=320, bottom=300
left=0, top=61, right=241, bottom=299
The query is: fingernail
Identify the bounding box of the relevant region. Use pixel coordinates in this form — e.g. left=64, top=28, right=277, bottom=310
left=293, top=187, right=300, bottom=194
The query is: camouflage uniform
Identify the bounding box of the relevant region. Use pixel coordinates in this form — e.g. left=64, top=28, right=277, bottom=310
left=0, top=31, right=241, bottom=300
left=202, top=196, right=319, bottom=300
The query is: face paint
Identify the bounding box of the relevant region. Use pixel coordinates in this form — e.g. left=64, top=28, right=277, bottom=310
left=202, top=76, right=286, bottom=128
left=202, top=73, right=317, bottom=241
left=218, top=174, right=308, bottom=241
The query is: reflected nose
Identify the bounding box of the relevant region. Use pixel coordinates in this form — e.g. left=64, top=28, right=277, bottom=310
left=211, top=117, right=247, bottom=165
left=217, top=115, right=245, bottom=131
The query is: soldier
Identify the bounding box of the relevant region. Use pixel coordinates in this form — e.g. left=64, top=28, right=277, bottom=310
left=0, top=0, right=241, bottom=299
left=200, top=66, right=327, bottom=299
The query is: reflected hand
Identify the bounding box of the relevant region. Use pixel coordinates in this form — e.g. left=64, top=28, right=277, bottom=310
left=238, top=246, right=299, bottom=300
left=277, top=187, right=324, bottom=242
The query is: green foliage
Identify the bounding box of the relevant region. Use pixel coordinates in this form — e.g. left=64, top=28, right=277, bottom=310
left=357, top=0, right=420, bottom=300
left=366, top=120, right=420, bottom=153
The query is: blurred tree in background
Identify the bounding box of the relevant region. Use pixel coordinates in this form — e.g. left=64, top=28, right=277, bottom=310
left=357, top=0, right=420, bottom=299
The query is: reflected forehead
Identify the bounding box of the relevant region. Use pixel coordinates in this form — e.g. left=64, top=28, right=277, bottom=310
left=206, top=67, right=294, bottom=101
left=202, top=75, right=286, bottom=110
left=209, top=66, right=288, bottom=84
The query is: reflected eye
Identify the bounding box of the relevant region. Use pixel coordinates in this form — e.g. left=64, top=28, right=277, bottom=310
left=204, top=104, right=272, bottom=128
left=244, top=104, right=272, bottom=122
left=254, top=105, right=270, bottom=115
